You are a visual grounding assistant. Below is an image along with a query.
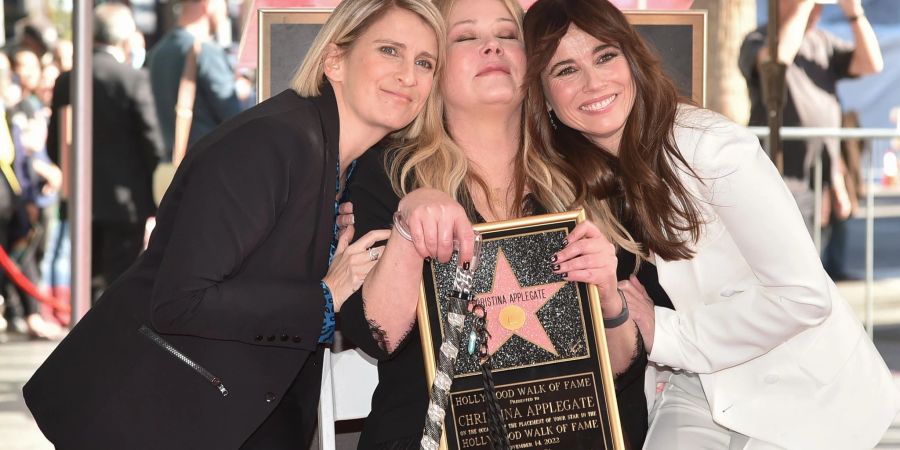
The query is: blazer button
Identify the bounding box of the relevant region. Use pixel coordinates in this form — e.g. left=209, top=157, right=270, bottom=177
left=292, top=335, right=302, bottom=343
left=265, top=392, right=277, bottom=403
left=280, top=334, right=289, bottom=341
left=254, top=335, right=263, bottom=342
left=267, top=335, right=276, bottom=342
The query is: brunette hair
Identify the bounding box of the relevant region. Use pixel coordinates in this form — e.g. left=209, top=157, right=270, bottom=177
left=523, top=0, right=703, bottom=261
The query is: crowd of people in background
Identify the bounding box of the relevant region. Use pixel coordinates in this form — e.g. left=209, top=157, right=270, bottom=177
left=0, top=18, right=71, bottom=340
left=740, top=0, right=882, bottom=281
left=0, top=0, right=251, bottom=341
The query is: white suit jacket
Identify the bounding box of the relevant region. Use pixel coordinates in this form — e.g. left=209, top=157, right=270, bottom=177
left=646, top=106, right=899, bottom=449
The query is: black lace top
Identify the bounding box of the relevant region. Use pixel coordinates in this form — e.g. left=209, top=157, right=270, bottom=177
left=340, top=147, right=672, bottom=449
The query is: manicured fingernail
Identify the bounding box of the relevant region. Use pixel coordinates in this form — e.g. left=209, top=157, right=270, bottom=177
left=463, top=261, right=470, bottom=270
left=561, top=272, right=568, bottom=278
left=549, top=254, right=558, bottom=263
left=552, top=264, right=560, bottom=271
left=561, top=239, right=568, bottom=248
left=425, top=256, right=432, bottom=263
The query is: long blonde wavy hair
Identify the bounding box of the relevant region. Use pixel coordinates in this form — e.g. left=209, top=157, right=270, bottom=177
left=388, top=0, right=574, bottom=221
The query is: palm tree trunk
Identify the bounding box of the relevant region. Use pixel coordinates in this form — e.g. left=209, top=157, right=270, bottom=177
left=691, top=0, right=757, bottom=124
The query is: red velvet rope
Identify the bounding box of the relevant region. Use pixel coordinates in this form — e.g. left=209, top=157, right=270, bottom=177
left=0, top=245, right=70, bottom=314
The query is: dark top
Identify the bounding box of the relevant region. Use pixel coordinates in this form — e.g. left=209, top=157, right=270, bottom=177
left=8, top=96, right=54, bottom=208
left=739, top=25, right=855, bottom=185
left=49, top=50, right=164, bottom=223
left=147, top=28, right=243, bottom=159
left=341, top=148, right=674, bottom=449
left=24, top=87, right=338, bottom=450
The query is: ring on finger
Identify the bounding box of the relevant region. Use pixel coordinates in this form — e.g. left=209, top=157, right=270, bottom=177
left=368, top=247, right=380, bottom=261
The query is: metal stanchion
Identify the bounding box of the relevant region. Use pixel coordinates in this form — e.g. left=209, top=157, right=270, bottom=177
left=865, top=149, right=876, bottom=339
left=71, top=2, right=93, bottom=325
left=813, top=151, right=823, bottom=252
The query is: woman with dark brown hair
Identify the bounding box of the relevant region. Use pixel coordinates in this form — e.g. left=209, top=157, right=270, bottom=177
left=523, top=0, right=899, bottom=448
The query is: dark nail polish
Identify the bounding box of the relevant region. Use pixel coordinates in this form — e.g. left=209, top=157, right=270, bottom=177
left=561, top=272, right=568, bottom=278
left=425, top=256, right=432, bottom=263
left=552, top=264, right=560, bottom=271
left=463, top=261, right=470, bottom=270
left=550, top=255, right=558, bottom=263
left=561, top=239, right=568, bottom=248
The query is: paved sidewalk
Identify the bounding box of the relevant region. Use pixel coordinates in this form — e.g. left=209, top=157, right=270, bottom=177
left=1, top=338, right=54, bottom=450
left=5, top=322, right=900, bottom=450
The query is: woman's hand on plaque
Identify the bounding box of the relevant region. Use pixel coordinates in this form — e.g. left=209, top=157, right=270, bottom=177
left=552, top=220, right=619, bottom=302
left=396, top=188, right=476, bottom=266
left=620, top=275, right=655, bottom=352
left=323, top=225, right=392, bottom=311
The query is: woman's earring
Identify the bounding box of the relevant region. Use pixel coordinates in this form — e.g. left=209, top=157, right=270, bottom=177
left=547, top=107, right=558, bottom=130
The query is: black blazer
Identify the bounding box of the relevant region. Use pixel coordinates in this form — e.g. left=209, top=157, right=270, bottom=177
left=25, top=87, right=340, bottom=449
left=49, top=50, right=164, bottom=223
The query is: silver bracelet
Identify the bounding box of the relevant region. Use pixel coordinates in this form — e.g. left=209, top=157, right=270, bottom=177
left=392, top=211, right=413, bottom=241
left=603, top=288, right=630, bottom=329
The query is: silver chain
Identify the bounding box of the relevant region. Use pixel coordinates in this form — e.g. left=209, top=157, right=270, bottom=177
left=420, top=236, right=481, bottom=450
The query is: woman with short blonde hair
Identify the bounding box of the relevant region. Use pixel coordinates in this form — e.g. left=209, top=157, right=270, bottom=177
left=24, top=1, right=444, bottom=448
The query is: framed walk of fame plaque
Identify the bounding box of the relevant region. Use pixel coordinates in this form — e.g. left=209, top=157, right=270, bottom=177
left=418, top=210, right=624, bottom=450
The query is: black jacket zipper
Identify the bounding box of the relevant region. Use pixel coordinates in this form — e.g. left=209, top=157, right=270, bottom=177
left=138, top=325, right=229, bottom=396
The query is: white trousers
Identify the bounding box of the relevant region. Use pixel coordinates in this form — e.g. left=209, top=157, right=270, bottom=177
left=643, top=373, right=785, bottom=450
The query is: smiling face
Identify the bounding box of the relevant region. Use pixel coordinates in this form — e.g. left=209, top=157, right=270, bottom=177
left=327, top=7, right=438, bottom=136
left=442, top=0, right=525, bottom=113
left=541, top=25, right=635, bottom=154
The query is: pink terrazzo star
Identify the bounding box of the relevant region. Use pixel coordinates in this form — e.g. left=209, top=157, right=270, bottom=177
left=475, top=249, right=566, bottom=356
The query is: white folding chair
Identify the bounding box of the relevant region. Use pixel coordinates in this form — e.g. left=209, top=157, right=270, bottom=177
left=317, top=347, right=379, bottom=450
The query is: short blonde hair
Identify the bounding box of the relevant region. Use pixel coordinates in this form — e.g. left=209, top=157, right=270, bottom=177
left=291, top=0, right=445, bottom=141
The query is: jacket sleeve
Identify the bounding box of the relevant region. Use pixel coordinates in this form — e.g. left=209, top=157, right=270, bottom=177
left=130, top=69, right=164, bottom=174
left=149, top=119, right=327, bottom=349
left=648, top=112, right=833, bottom=373
left=339, top=148, right=406, bottom=360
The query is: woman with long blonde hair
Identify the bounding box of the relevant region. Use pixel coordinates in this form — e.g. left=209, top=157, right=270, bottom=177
left=339, top=0, right=646, bottom=447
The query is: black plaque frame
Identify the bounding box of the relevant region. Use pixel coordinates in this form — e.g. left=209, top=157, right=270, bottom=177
left=418, top=210, right=624, bottom=450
